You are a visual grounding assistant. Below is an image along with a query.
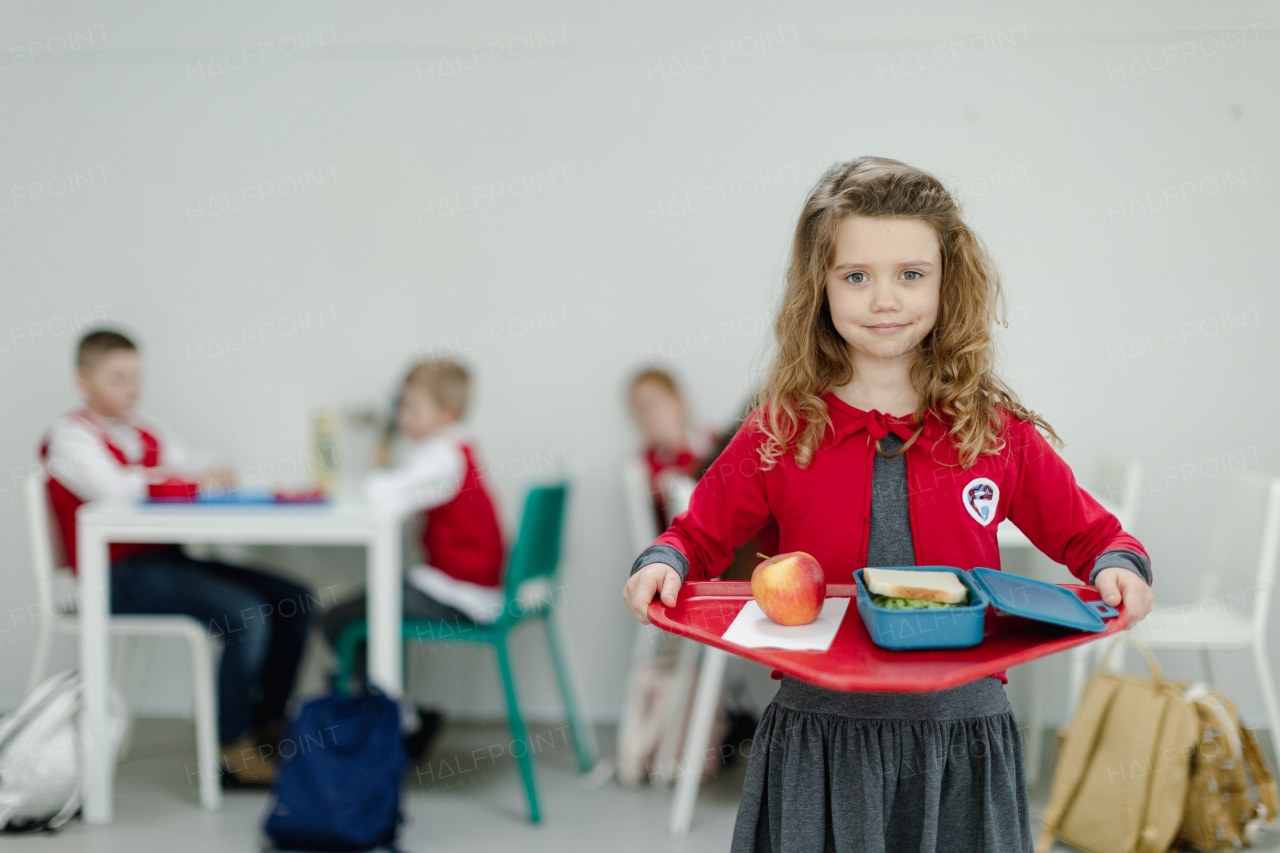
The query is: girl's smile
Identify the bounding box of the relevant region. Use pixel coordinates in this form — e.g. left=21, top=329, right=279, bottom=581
left=865, top=322, right=911, bottom=335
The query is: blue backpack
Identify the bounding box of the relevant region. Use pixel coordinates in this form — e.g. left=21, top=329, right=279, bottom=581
left=263, top=688, right=407, bottom=851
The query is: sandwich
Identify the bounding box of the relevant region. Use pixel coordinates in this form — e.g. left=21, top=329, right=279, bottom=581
left=863, top=568, right=969, bottom=609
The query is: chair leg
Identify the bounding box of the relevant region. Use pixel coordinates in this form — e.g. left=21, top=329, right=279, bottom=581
left=1065, top=644, right=1092, bottom=720
left=189, top=630, right=223, bottom=811
left=114, top=638, right=150, bottom=761
left=334, top=623, right=369, bottom=697
left=27, top=619, right=55, bottom=694
left=652, top=638, right=700, bottom=787
left=1023, top=658, right=1047, bottom=787
left=669, top=645, right=728, bottom=836
left=1252, top=641, right=1280, bottom=767
left=541, top=609, right=596, bottom=774
left=494, top=635, right=540, bottom=823
left=1199, top=648, right=1215, bottom=687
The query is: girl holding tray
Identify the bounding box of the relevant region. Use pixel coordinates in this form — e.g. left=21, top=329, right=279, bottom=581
left=623, top=157, right=1154, bottom=853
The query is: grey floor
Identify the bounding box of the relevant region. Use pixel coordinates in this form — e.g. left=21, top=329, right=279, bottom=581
left=7, top=718, right=1280, bottom=852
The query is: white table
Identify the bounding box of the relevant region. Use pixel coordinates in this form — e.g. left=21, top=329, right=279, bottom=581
left=76, top=500, right=405, bottom=824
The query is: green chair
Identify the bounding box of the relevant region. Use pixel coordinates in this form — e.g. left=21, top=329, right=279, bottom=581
left=335, top=482, right=595, bottom=822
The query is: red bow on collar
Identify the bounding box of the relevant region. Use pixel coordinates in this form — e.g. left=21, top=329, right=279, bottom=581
left=829, top=408, right=933, bottom=455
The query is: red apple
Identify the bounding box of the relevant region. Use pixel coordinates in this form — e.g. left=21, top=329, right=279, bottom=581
left=750, top=551, right=825, bottom=626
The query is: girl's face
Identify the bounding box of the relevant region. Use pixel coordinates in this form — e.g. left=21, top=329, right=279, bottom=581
left=630, top=380, right=686, bottom=448
left=397, top=384, right=456, bottom=441
left=824, top=215, right=942, bottom=365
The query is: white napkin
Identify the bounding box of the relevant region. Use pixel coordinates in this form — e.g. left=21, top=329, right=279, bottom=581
left=721, top=598, right=850, bottom=651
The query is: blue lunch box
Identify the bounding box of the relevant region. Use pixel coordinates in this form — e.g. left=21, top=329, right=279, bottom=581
left=853, top=566, right=1119, bottom=651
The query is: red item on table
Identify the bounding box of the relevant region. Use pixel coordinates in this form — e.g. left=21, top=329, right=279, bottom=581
left=148, top=478, right=199, bottom=501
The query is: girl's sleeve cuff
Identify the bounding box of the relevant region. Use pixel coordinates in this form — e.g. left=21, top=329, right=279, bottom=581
left=1088, top=549, right=1151, bottom=586
left=630, top=544, right=690, bottom=581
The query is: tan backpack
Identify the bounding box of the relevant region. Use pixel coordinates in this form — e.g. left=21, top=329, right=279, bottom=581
left=1037, top=637, right=1200, bottom=853
left=1176, top=685, right=1278, bottom=850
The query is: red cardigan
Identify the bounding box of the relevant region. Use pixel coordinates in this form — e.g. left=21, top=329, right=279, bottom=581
left=652, top=393, right=1149, bottom=684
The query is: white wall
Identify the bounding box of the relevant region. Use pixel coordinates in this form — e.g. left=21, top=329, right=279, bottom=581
left=1, top=1, right=1277, bottom=725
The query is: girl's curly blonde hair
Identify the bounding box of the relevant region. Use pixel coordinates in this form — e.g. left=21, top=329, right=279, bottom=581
left=756, top=156, right=1059, bottom=470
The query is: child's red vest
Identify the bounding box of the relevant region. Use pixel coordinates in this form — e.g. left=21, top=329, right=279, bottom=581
left=421, top=444, right=505, bottom=588
left=40, top=411, right=171, bottom=573
left=644, top=444, right=700, bottom=531
left=654, top=394, right=1150, bottom=684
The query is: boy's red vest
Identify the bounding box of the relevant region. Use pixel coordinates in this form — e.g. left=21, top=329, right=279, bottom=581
left=40, top=411, right=171, bottom=573
left=422, top=444, right=504, bottom=588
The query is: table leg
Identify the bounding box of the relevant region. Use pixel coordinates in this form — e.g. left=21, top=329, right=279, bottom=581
left=366, top=516, right=402, bottom=695
left=78, top=524, right=113, bottom=824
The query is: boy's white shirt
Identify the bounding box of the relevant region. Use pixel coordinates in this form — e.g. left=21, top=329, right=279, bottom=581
left=365, top=423, right=505, bottom=623
left=362, top=423, right=469, bottom=515
left=44, top=410, right=214, bottom=501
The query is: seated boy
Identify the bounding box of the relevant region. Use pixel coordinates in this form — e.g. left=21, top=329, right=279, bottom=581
left=322, top=360, right=505, bottom=746
left=41, top=329, right=314, bottom=786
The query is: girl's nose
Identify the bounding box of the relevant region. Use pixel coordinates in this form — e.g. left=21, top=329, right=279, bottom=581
left=869, top=282, right=900, bottom=312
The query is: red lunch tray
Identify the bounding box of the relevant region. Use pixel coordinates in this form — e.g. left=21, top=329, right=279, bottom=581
left=648, top=581, right=1128, bottom=693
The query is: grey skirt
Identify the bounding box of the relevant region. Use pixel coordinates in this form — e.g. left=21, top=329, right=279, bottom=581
left=731, top=676, right=1032, bottom=853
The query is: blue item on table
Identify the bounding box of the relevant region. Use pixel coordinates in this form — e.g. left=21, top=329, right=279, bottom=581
left=144, top=489, right=329, bottom=506
left=194, top=490, right=276, bottom=505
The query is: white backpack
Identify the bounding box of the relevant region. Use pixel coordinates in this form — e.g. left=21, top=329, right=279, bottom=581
left=0, top=670, right=124, bottom=831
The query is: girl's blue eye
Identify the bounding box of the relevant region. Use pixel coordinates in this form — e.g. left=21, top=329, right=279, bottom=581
left=846, top=272, right=868, bottom=284
left=902, top=270, right=921, bottom=281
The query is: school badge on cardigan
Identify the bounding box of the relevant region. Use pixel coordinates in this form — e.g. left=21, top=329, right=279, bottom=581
left=962, top=478, right=999, bottom=526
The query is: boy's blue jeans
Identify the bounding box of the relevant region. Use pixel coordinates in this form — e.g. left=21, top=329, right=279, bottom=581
left=109, top=547, right=314, bottom=746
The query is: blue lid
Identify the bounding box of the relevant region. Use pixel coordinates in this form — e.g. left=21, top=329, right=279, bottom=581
left=147, top=490, right=276, bottom=505
left=969, top=568, right=1116, bottom=633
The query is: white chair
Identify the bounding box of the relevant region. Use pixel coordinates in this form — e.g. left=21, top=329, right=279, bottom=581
left=652, top=474, right=741, bottom=835
left=1129, top=469, right=1280, bottom=745
left=1001, top=457, right=1143, bottom=786
left=616, top=458, right=712, bottom=808
left=616, top=457, right=678, bottom=784
left=1061, top=457, right=1146, bottom=716
left=24, top=474, right=223, bottom=811
left=648, top=475, right=703, bottom=788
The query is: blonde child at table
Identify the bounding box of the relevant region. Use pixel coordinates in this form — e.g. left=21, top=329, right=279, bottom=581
left=322, top=360, right=505, bottom=753
left=41, top=329, right=314, bottom=787
left=623, top=158, right=1155, bottom=853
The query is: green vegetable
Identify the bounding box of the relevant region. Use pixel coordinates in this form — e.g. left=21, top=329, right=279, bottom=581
left=871, top=593, right=967, bottom=610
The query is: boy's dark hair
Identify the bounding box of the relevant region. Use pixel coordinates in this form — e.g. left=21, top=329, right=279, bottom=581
left=77, top=329, right=138, bottom=370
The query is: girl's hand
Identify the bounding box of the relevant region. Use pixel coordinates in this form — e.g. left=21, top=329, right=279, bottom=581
left=624, top=563, right=682, bottom=625
left=1093, top=567, right=1154, bottom=626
